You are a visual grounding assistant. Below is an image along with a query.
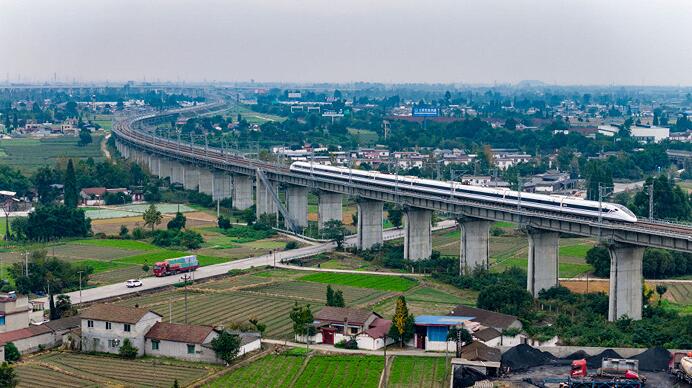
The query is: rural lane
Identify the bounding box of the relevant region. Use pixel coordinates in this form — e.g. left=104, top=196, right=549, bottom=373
left=35, top=220, right=456, bottom=305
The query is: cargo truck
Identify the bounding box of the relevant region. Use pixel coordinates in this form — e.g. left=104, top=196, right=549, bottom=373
left=152, top=255, right=199, bottom=277
left=541, top=358, right=646, bottom=387
left=669, top=352, right=692, bottom=384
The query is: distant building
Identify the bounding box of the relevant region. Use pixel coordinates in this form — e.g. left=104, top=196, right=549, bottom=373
left=630, top=125, right=669, bottom=143
left=302, top=307, right=393, bottom=350
left=412, top=315, right=475, bottom=351
left=0, top=293, right=31, bottom=333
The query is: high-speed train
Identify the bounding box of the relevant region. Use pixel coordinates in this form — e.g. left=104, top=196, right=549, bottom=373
left=289, top=162, right=637, bottom=223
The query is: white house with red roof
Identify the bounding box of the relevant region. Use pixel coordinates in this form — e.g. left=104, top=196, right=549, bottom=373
left=302, top=306, right=393, bottom=350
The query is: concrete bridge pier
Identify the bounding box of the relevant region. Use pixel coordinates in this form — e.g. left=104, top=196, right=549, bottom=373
left=232, top=175, right=253, bottom=210
left=404, top=207, right=432, bottom=260
left=212, top=172, right=232, bottom=201
left=159, top=158, right=173, bottom=181
left=526, top=228, right=560, bottom=297
left=286, top=185, right=308, bottom=229
left=149, top=155, right=161, bottom=177
left=608, top=244, right=645, bottom=321
left=357, top=199, right=383, bottom=250
left=198, top=168, right=214, bottom=196
left=170, top=160, right=185, bottom=185
left=183, top=165, right=200, bottom=191
left=459, top=217, right=492, bottom=274
left=318, top=191, right=343, bottom=229
left=255, top=171, right=278, bottom=217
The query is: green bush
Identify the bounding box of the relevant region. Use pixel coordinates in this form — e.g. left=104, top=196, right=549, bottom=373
left=118, top=338, right=138, bottom=359
left=285, top=241, right=298, bottom=250
left=3, top=343, right=20, bottom=363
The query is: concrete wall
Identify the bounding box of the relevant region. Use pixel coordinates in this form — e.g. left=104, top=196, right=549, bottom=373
left=144, top=337, right=219, bottom=364
left=357, top=199, right=383, bottom=250
left=11, top=332, right=55, bottom=354
left=460, top=218, right=491, bottom=273
left=286, top=185, right=309, bottom=228
left=608, top=244, right=644, bottom=321
left=527, top=229, right=559, bottom=297
left=318, top=191, right=343, bottom=229
left=170, top=160, right=185, bottom=184
left=404, top=207, right=432, bottom=260
left=232, top=175, right=253, bottom=210
left=239, top=338, right=261, bottom=356
left=81, top=313, right=161, bottom=356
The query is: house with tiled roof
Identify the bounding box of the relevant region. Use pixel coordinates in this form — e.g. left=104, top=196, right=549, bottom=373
left=81, top=304, right=162, bottom=356
left=144, top=322, right=260, bottom=363
left=305, top=307, right=392, bottom=350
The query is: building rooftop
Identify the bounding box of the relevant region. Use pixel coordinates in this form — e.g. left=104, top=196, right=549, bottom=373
left=81, top=304, right=160, bottom=325
left=449, top=305, right=520, bottom=331
left=0, top=325, right=52, bottom=345
left=145, top=322, right=215, bottom=344
left=314, top=307, right=378, bottom=325
left=414, top=315, right=474, bottom=326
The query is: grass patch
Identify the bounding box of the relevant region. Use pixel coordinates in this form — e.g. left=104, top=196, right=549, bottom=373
left=389, top=356, right=448, bottom=388
left=299, top=272, right=417, bottom=292
left=204, top=353, right=304, bottom=388
left=494, top=258, right=591, bottom=278
left=406, top=287, right=462, bottom=304
left=0, top=135, right=104, bottom=173
left=294, top=355, right=383, bottom=388
left=74, top=259, right=133, bottom=273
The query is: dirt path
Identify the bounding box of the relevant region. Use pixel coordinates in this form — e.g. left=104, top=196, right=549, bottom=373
left=101, top=133, right=112, bottom=160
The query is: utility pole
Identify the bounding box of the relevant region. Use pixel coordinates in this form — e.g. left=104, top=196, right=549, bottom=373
left=181, top=274, right=191, bottom=324
left=648, top=184, right=654, bottom=221
left=77, top=270, right=84, bottom=304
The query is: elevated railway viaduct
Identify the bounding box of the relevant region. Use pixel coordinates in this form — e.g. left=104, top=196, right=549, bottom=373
left=113, top=104, right=692, bottom=321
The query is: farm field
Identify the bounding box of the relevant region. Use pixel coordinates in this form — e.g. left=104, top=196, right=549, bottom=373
left=299, top=272, right=418, bottom=292
left=388, top=356, right=449, bottom=388
left=16, top=351, right=217, bottom=388
left=348, top=127, right=379, bottom=145
left=90, top=210, right=216, bottom=234
left=204, top=353, right=305, bottom=388
left=84, top=203, right=195, bottom=220
left=294, top=355, right=383, bottom=388
left=244, top=280, right=391, bottom=306
left=0, top=135, right=104, bottom=173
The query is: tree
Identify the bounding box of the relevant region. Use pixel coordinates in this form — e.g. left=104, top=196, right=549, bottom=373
left=333, top=290, right=345, bottom=307
left=54, top=294, right=76, bottom=318
left=142, top=204, right=163, bottom=231
left=78, top=128, right=93, bottom=146
left=0, top=362, right=17, bottom=387
left=119, top=225, right=129, bottom=238
left=3, top=343, right=20, bottom=363
left=172, top=379, right=180, bottom=388
left=631, top=175, right=691, bottom=221
left=119, top=338, right=138, bottom=359
left=63, top=159, right=78, bottom=209
left=387, top=206, right=403, bottom=228
left=388, top=296, right=415, bottom=347
left=249, top=318, right=267, bottom=337
left=289, top=302, right=317, bottom=337
left=655, top=284, right=668, bottom=306
left=24, top=206, right=91, bottom=240
left=326, top=285, right=335, bottom=306
left=32, top=166, right=59, bottom=205
left=321, top=220, right=347, bottom=249
left=447, top=326, right=473, bottom=357
left=585, top=246, right=611, bottom=277
left=210, top=331, right=241, bottom=364
left=477, top=283, right=533, bottom=317
left=9, top=251, right=92, bottom=298
left=167, top=212, right=187, bottom=230
left=584, top=160, right=613, bottom=201
left=177, top=230, right=204, bottom=249
left=217, top=216, right=231, bottom=230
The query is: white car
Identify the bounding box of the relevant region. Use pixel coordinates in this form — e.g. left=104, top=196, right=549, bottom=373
left=126, top=279, right=143, bottom=288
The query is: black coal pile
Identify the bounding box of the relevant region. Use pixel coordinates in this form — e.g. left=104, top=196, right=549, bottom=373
left=564, top=350, right=589, bottom=360
left=632, top=347, right=671, bottom=371
left=586, top=349, right=622, bottom=368
left=501, top=344, right=556, bottom=371
left=453, top=366, right=488, bottom=388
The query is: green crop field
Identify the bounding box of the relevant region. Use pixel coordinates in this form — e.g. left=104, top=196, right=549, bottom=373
left=72, top=239, right=160, bottom=250
left=299, top=272, right=417, bottom=292
left=244, top=280, right=391, bottom=305
left=388, top=356, right=449, bottom=388
left=17, top=352, right=216, bottom=387
left=294, top=355, right=383, bottom=388
left=204, top=354, right=305, bottom=388
left=0, top=135, right=104, bottom=173
left=405, top=287, right=464, bottom=304
left=348, top=128, right=379, bottom=145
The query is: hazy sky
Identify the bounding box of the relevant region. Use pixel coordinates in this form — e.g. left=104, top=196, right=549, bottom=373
left=2, top=0, right=692, bottom=85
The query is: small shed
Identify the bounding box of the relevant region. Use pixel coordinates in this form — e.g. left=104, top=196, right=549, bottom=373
left=413, top=315, right=474, bottom=352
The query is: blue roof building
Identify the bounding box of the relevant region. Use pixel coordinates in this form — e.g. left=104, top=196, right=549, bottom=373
left=413, top=315, right=475, bottom=351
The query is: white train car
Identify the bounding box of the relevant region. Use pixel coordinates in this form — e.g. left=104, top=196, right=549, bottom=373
left=289, top=162, right=637, bottom=223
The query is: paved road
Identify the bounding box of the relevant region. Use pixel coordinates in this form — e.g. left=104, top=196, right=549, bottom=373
left=37, top=220, right=456, bottom=305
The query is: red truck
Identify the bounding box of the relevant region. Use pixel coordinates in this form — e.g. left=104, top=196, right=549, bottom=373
left=152, top=255, right=199, bottom=277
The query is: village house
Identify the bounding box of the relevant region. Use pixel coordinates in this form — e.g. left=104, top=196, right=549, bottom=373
left=303, top=307, right=392, bottom=350
left=0, top=316, right=81, bottom=358
left=143, top=322, right=261, bottom=364
left=81, top=305, right=162, bottom=356
left=79, top=187, right=130, bottom=205
left=0, top=292, right=31, bottom=333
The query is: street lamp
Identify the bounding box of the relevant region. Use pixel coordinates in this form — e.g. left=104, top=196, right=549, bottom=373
left=77, top=270, right=84, bottom=304
left=180, top=273, right=191, bottom=324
